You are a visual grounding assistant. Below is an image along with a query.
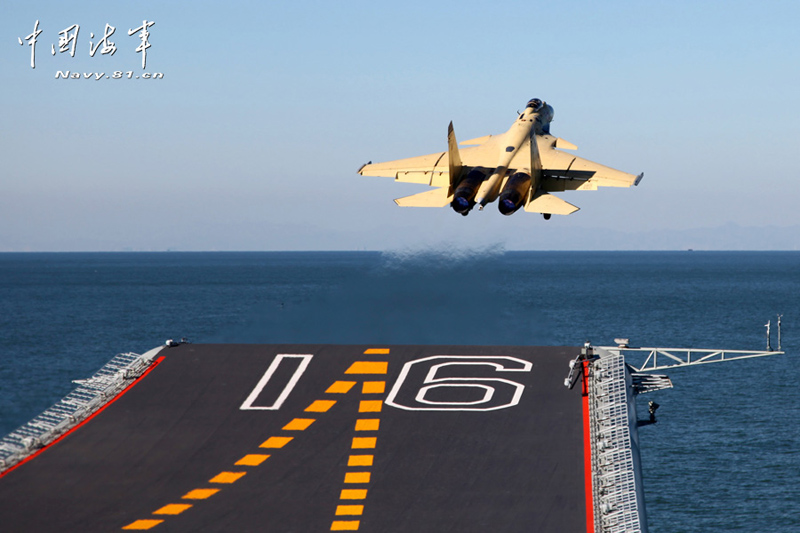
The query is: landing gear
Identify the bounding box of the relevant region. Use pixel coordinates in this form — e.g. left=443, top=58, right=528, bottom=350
left=543, top=213, right=551, bottom=220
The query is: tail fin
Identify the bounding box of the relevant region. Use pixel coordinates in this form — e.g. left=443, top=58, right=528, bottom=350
left=447, top=122, right=463, bottom=196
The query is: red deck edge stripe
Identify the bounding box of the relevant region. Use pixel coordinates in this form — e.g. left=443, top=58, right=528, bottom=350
left=0, top=355, right=166, bottom=479
left=581, top=360, right=595, bottom=533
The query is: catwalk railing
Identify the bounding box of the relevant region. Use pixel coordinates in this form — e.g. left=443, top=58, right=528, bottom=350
left=0, top=347, right=163, bottom=474
left=599, top=347, right=784, bottom=372
left=588, top=352, right=648, bottom=533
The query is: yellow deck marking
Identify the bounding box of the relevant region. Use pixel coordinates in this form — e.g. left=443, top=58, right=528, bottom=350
left=331, top=520, right=361, bottom=531
left=361, top=381, right=385, bottom=394
left=363, top=348, right=390, bottom=354
left=305, top=400, right=337, bottom=412
left=348, top=455, right=373, bottom=466
left=235, top=454, right=269, bottom=466
left=358, top=400, right=383, bottom=413
left=336, top=505, right=364, bottom=516
left=345, top=361, right=388, bottom=374
left=344, top=472, right=371, bottom=484
left=326, top=381, right=356, bottom=393
left=355, top=419, right=380, bottom=431
left=130, top=356, right=390, bottom=531
left=351, top=437, right=377, bottom=449
left=210, top=471, right=246, bottom=484
left=182, top=488, right=220, bottom=500
left=282, top=418, right=316, bottom=430
left=340, top=489, right=368, bottom=500
left=153, top=504, right=192, bottom=515
left=260, top=436, right=293, bottom=448
left=123, top=519, right=164, bottom=530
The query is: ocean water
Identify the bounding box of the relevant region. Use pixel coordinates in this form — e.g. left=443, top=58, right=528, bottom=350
left=1, top=251, right=798, bottom=531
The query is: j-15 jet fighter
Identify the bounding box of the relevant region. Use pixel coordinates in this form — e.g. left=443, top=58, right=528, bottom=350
left=357, top=99, right=643, bottom=218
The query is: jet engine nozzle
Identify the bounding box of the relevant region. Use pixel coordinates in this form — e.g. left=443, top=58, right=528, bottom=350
left=450, top=167, right=487, bottom=215
left=498, top=171, right=532, bottom=216
left=451, top=196, right=471, bottom=215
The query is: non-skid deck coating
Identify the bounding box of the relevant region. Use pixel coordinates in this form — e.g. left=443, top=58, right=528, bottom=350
left=0, top=344, right=588, bottom=532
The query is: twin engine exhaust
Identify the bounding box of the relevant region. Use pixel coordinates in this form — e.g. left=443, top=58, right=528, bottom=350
left=451, top=168, right=532, bottom=216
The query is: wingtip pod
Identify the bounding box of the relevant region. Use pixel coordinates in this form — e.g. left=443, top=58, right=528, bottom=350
left=634, top=172, right=644, bottom=186
left=356, top=161, right=373, bottom=175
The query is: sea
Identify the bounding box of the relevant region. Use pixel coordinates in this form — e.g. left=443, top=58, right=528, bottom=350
left=1, top=251, right=798, bottom=532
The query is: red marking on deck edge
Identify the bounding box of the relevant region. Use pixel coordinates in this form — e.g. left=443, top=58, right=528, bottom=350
left=582, top=360, right=595, bottom=533
left=0, top=356, right=166, bottom=479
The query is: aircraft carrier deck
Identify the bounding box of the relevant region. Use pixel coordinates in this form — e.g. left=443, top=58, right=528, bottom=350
left=0, top=344, right=650, bottom=532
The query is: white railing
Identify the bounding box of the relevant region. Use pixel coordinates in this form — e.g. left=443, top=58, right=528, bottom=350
left=0, top=346, right=163, bottom=474
left=589, top=352, right=647, bottom=533
left=599, top=347, right=784, bottom=372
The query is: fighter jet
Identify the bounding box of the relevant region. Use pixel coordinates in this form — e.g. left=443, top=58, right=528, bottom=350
left=357, top=98, right=643, bottom=218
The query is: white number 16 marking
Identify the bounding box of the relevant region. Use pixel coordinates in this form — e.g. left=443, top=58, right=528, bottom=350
left=385, top=356, right=532, bottom=412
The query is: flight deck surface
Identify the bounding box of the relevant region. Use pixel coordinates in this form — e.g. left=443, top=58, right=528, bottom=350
left=0, top=344, right=589, bottom=532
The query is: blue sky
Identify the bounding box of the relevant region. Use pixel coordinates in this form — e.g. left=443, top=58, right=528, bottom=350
left=2, top=1, right=799, bottom=250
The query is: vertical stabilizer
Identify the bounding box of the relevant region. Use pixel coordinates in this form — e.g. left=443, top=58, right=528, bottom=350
left=526, top=129, right=543, bottom=205
left=447, top=122, right=463, bottom=196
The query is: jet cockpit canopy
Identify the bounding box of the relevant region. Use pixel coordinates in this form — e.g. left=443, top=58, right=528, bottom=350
left=526, top=98, right=544, bottom=111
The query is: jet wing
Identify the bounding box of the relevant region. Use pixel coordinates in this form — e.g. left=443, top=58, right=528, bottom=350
left=358, top=152, right=450, bottom=187
left=357, top=135, right=504, bottom=188
left=536, top=134, right=643, bottom=191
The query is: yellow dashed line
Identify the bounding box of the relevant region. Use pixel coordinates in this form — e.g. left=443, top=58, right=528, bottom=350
left=282, top=418, right=316, bottom=430
left=330, top=359, right=387, bottom=533
left=326, top=381, right=357, bottom=393
left=358, top=400, right=382, bottom=413
left=235, top=454, right=269, bottom=466
left=355, top=419, right=380, bottom=431
left=331, top=520, right=361, bottom=531
left=126, top=356, right=380, bottom=531
left=210, top=471, right=246, bottom=484
left=345, top=361, right=388, bottom=374
left=122, top=519, right=164, bottom=530
left=260, top=436, right=293, bottom=448
left=305, top=400, right=337, bottom=412
left=344, top=472, right=371, bottom=483
left=336, top=505, right=364, bottom=516
left=182, top=488, right=219, bottom=500
left=153, top=504, right=192, bottom=515
left=351, top=437, right=377, bottom=449
left=361, top=381, right=385, bottom=394
left=340, top=489, right=368, bottom=500
left=348, top=455, right=373, bottom=466
left=363, top=348, right=390, bottom=354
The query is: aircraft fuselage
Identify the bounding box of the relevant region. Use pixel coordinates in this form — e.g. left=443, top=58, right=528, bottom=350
left=473, top=99, right=553, bottom=210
